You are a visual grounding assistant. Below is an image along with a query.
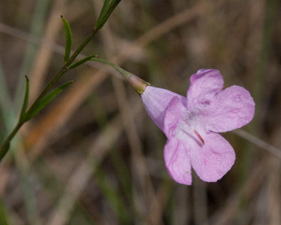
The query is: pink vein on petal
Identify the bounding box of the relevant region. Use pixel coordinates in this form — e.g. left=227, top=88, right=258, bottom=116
left=186, top=121, right=205, bottom=145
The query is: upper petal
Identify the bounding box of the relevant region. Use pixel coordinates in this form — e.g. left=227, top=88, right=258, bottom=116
left=187, top=69, right=224, bottom=108
left=164, top=138, right=192, bottom=185
left=141, top=86, right=185, bottom=131
left=203, top=85, right=255, bottom=132
left=189, top=132, right=235, bottom=182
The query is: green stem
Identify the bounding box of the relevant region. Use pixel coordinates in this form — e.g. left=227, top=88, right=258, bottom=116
left=0, top=0, right=122, bottom=161
left=0, top=122, right=22, bottom=160
left=28, top=28, right=99, bottom=115
left=91, top=58, right=131, bottom=79
left=0, top=29, right=99, bottom=161
left=65, top=29, right=99, bottom=67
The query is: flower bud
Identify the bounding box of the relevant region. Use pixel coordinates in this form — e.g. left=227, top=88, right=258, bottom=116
left=127, top=73, right=150, bottom=94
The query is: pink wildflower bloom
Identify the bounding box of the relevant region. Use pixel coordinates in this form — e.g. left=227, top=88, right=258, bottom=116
left=141, top=69, right=255, bottom=185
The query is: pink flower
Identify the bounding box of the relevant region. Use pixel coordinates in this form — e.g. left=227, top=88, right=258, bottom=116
left=141, top=69, right=255, bottom=185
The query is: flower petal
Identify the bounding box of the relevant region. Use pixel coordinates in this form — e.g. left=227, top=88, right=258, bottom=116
left=203, top=85, right=255, bottom=132
left=164, top=138, right=192, bottom=185
left=141, top=86, right=185, bottom=131
left=189, top=132, right=235, bottom=182
left=187, top=69, right=224, bottom=107
left=162, top=97, right=185, bottom=138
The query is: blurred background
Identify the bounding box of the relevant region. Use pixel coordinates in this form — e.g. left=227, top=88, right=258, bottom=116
left=0, top=0, right=281, bottom=224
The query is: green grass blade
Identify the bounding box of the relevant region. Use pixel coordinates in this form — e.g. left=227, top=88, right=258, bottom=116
left=93, top=161, right=132, bottom=224
left=89, top=95, right=133, bottom=205
left=16, top=157, right=42, bottom=225
left=15, top=0, right=50, bottom=110
left=0, top=61, right=16, bottom=138
left=61, top=16, right=72, bottom=62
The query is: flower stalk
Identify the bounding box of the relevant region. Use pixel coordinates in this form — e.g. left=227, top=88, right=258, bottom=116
left=90, top=58, right=150, bottom=94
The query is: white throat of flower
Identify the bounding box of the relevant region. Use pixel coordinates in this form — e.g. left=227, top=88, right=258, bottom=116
left=174, top=116, right=205, bottom=146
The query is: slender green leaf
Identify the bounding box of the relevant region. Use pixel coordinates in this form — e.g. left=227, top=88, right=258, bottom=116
left=95, top=0, right=121, bottom=29
left=67, top=54, right=98, bottom=70
left=25, top=81, right=74, bottom=121
left=19, top=76, right=30, bottom=122
left=61, top=15, right=72, bottom=62
left=96, top=0, right=111, bottom=26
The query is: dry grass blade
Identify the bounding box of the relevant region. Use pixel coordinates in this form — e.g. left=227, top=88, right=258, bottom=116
left=0, top=163, right=10, bottom=194
left=46, top=100, right=143, bottom=225
left=144, top=181, right=173, bottom=225
left=111, top=77, right=161, bottom=222
left=267, top=158, right=281, bottom=225
left=209, top=160, right=266, bottom=225
left=233, top=129, right=281, bottom=160
left=29, top=0, right=67, bottom=102
left=267, top=130, right=281, bottom=225
left=96, top=2, right=161, bottom=220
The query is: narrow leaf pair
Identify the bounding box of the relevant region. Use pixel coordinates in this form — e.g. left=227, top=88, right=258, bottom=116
left=20, top=78, right=73, bottom=123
